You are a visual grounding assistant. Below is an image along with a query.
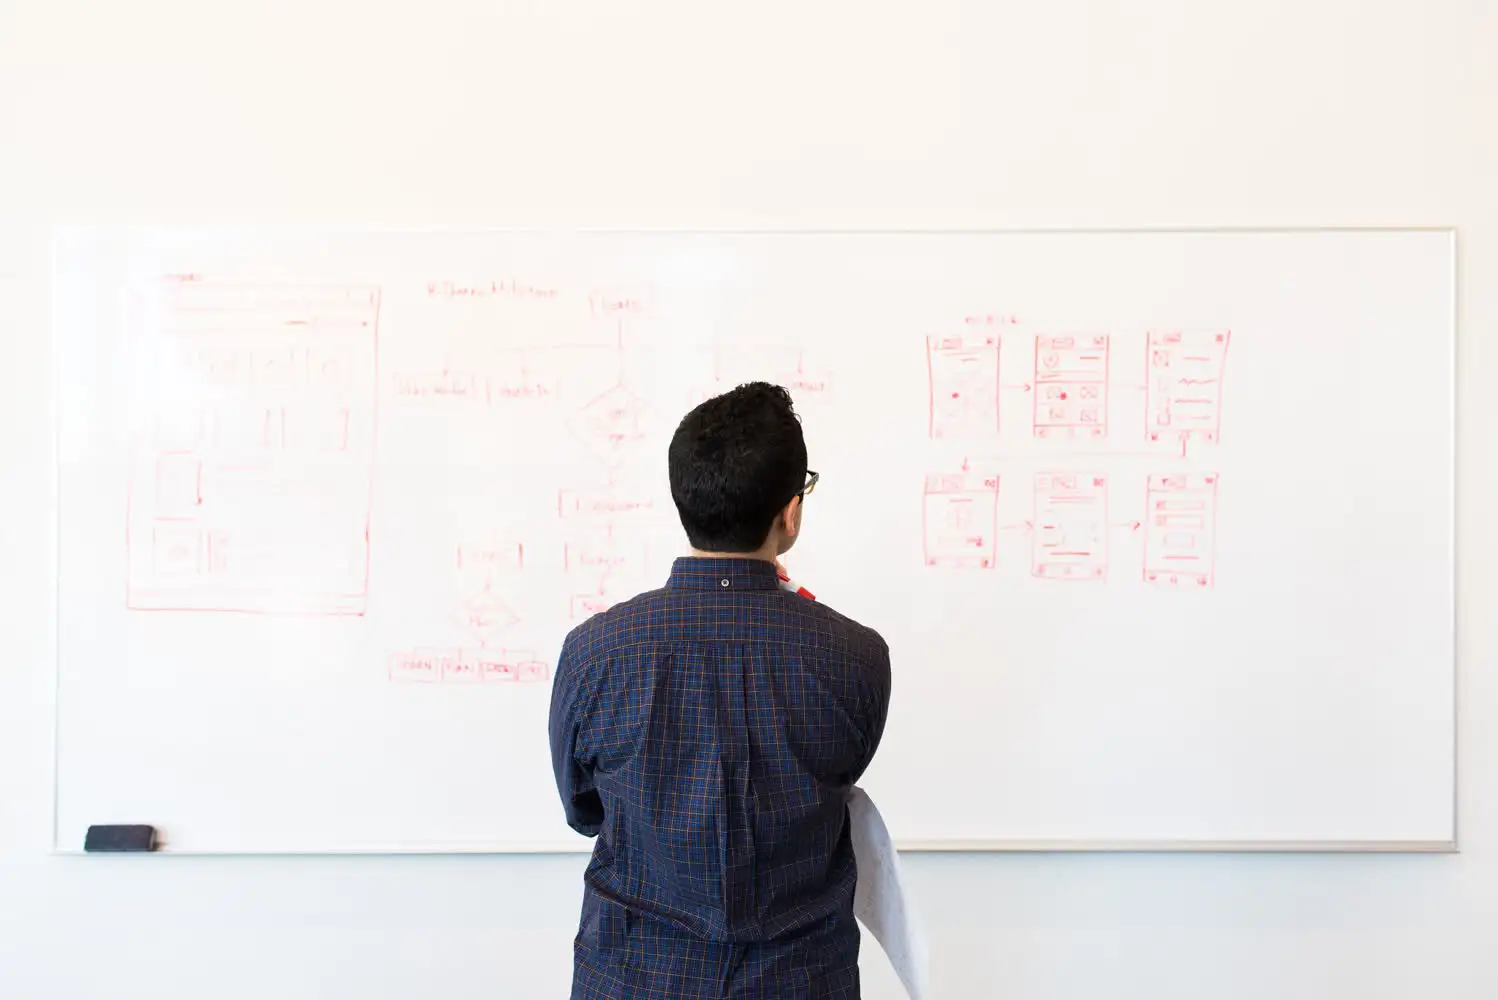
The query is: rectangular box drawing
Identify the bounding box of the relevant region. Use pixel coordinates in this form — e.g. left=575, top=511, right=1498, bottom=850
left=443, top=652, right=483, bottom=684
left=1033, top=334, right=1109, bottom=439
left=1032, top=472, right=1109, bottom=581
left=1146, top=331, right=1231, bottom=444
left=151, top=525, right=202, bottom=577
left=557, top=485, right=656, bottom=519
left=927, top=335, right=1000, bottom=440
left=153, top=453, right=203, bottom=519
left=922, top=472, right=1001, bottom=569
left=475, top=654, right=519, bottom=683
left=570, top=594, right=614, bottom=620
left=126, top=281, right=381, bottom=615
left=388, top=648, right=447, bottom=684
left=1142, top=473, right=1220, bottom=588
left=516, top=661, right=550, bottom=683
left=456, top=537, right=525, bottom=575
left=562, top=535, right=649, bottom=578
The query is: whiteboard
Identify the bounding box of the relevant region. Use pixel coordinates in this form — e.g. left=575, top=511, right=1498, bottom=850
left=53, top=228, right=1456, bottom=853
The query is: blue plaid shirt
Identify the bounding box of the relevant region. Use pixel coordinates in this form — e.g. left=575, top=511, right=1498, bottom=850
left=549, top=556, right=892, bottom=999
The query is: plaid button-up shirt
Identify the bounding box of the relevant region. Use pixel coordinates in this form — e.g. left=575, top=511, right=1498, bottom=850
left=549, top=556, right=892, bottom=999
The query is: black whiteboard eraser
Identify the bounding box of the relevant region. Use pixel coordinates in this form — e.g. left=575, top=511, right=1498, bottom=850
left=84, top=825, right=159, bottom=852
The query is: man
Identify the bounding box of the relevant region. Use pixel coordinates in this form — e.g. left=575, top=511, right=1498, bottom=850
left=548, top=381, right=893, bottom=999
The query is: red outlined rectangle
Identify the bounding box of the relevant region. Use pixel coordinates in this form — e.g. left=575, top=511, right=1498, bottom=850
left=187, top=343, right=250, bottom=385
left=203, top=531, right=232, bottom=575
left=1142, top=473, right=1219, bottom=588
left=1034, top=334, right=1109, bottom=439
left=517, top=661, right=550, bottom=684
left=922, top=472, right=1000, bottom=569
left=1146, top=330, right=1231, bottom=445
left=305, top=344, right=355, bottom=389
left=476, top=654, right=519, bottom=683
left=262, top=407, right=287, bottom=450
left=926, top=335, right=1000, bottom=440
left=126, top=279, right=381, bottom=616
left=485, top=651, right=541, bottom=682
left=456, top=538, right=524, bottom=573
left=557, top=486, right=655, bottom=519
left=562, top=535, right=648, bottom=577
left=151, top=525, right=202, bottom=576
left=1031, top=472, right=1109, bottom=581
left=570, top=595, right=613, bottom=619
left=389, top=648, right=448, bottom=683
left=153, top=452, right=202, bottom=519
left=443, top=652, right=483, bottom=684
left=487, top=371, right=558, bottom=402
left=391, top=370, right=485, bottom=401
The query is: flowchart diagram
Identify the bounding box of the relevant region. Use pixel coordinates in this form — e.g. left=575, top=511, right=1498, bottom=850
left=123, top=276, right=1237, bottom=693
left=381, top=283, right=664, bottom=684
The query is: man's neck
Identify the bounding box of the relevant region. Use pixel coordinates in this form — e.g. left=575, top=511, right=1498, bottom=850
left=689, top=547, right=777, bottom=563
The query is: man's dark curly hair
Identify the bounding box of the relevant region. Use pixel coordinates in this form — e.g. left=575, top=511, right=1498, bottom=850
left=667, top=382, right=808, bottom=553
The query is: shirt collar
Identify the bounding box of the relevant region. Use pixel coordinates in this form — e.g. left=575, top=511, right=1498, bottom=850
left=667, top=556, right=782, bottom=592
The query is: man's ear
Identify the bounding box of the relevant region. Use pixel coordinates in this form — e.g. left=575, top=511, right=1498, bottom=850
left=782, top=496, right=802, bottom=539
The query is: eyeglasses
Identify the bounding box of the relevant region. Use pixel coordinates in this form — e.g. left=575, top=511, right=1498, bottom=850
left=800, top=470, right=819, bottom=498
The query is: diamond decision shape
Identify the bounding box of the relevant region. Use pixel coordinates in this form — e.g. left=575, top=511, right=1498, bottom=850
left=570, top=384, right=649, bottom=461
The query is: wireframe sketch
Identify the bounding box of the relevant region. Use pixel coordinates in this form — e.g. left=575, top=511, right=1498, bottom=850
left=1033, top=334, right=1109, bottom=439
left=927, top=335, right=1001, bottom=440
left=1031, top=472, right=1109, bottom=580
left=1146, top=331, right=1230, bottom=445
left=125, top=279, right=381, bottom=615
left=1142, top=473, right=1220, bottom=587
left=922, top=472, right=1001, bottom=569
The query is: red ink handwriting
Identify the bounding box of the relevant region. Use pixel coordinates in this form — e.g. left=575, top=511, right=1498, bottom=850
left=426, top=279, right=561, bottom=301
left=570, top=594, right=613, bottom=619
left=557, top=487, right=655, bottom=519
left=588, top=289, right=651, bottom=316
left=389, top=648, right=550, bottom=685
left=457, top=539, right=524, bottom=573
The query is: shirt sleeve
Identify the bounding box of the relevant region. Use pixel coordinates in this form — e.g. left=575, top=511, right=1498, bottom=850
left=847, top=633, right=893, bottom=785
left=548, top=635, right=604, bottom=837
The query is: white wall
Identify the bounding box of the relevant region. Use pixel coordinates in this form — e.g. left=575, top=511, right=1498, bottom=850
left=2, top=1, right=1494, bottom=997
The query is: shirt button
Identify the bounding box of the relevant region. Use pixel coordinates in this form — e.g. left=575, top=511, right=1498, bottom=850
left=721, top=579, right=731, bottom=588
